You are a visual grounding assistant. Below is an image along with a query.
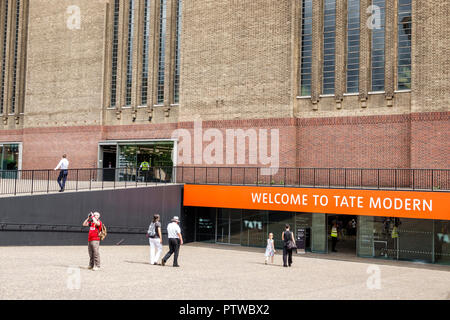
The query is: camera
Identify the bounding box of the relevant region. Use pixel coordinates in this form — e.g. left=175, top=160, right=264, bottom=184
left=88, top=212, right=93, bottom=223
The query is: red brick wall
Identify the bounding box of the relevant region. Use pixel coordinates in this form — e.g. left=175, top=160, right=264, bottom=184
left=296, top=114, right=411, bottom=169
left=0, top=112, right=448, bottom=170
left=410, top=112, right=450, bottom=169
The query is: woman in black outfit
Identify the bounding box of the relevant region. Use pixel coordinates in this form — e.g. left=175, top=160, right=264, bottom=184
left=281, top=224, right=295, bottom=267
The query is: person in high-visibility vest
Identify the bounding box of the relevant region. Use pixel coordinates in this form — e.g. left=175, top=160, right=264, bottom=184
left=139, top=161, right=150, bottom=171
left=139, top=160, right=150, bottom=182
left=331, top=221, right=338, bottom=252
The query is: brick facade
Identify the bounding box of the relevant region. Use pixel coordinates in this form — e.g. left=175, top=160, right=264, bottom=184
left=0, top=0, right=448, bottom=171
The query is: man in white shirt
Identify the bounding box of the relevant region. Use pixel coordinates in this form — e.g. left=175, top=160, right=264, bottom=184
left=54, top=154, right=69, bottom=192
left=161, top=216, right=183, bottom=267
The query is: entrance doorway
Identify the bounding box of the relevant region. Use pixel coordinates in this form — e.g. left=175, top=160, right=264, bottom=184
left=327, top=214, right=357, bottom=255
left=101, top=145, right=117, bottom=181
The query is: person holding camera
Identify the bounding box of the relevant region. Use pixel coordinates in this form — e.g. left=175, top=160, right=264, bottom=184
left=82, top=212, right=102, bottom=271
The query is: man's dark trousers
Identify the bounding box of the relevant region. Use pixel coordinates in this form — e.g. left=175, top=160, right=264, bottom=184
left=163, top=238, right=180, bottom=266
left=57, top=170, right=68, bottom=190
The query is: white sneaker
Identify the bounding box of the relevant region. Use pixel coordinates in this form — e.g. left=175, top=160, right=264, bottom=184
left=92, top=266, right=100, bottom=271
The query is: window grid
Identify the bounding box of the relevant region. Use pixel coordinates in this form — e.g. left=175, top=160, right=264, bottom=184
left=156, top=0, right=167, bottom=105
left=125, top=0, right=135, bottom=107
left=397, top=0, right=411, bottom=90
left=110, top=0, right=120, bottom=108
left=371, top=0, right=385, bottom=92
left=0, top=0, right=8, bottom=115
left=173, top=0, right=182, bottom=104
left=10, top=0, right=20, bottom=114
left=141, top=0, right=151, bottom=105
left=346, top=0, right=360, bottom=93
left=322, top=0, right=336, bottom=95
left=300, top=0, right=312, bottom=96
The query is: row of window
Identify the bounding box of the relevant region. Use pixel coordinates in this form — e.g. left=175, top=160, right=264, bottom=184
left=300, top=0, right=412, bottom=97
left=109, top=0, right=182, bottom=109
left=0, top=0, right=24, bottom=116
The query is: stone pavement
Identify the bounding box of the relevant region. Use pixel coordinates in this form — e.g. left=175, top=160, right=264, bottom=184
left=0, top=243, right=449, bottom=300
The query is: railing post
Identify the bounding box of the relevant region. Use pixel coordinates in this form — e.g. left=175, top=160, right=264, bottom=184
left=194, top=167, right=196, bottom=184
left=412, top=169, right=415, bottom=190
left=313, top=168, right=316, bottom=188
left=328, top=168, right=331, bottom=188
left=243, top=167, right=246, bottom=185
left=14, top=170, right=17, bottom=195
left=31, top=170, right=34, bottom=194
left=377, top=169, right=380, bottom=189
left=431, top=169, right=434, bottom=191
left=360, top=169, right=363, bottom=188
left=206, top=167, right=208, bottom=184
left=230, top=167, right=233, bottom=185
left=47, top=170, right=50, bottom=193
left=76, top=169, right=79, bottom=191
left=344, top=169, right=346, bottom=189
left=284, top=168, right=286, bottom=187
left=256, top=168, right=259, bottom=186
left=395, top=169, right=397, bottom=190
left=89, top=169, right=92, bottom=190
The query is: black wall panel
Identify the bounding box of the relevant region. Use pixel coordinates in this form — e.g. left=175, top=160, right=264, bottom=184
left=0, top=185, right=184, bottom=246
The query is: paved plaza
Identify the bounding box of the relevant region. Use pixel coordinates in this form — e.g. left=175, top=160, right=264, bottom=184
left=1, top=243, right=449, bottom=300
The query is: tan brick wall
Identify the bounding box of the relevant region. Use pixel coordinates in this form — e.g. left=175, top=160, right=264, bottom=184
left=411, top=0, right=450, bottom=113
left=23, top=0, right=107, bottom=128
left=178, top=0, right=293, bottom=122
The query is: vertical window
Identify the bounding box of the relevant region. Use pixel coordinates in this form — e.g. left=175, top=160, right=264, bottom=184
left=322, top=0, right=336, bottom=95
left=371, top=0, right=385, bottom=92
left=346, top=0, right=360, bottom=93
left=125, top=0, right=135, bottom=106
left=10, top=0, right=20, bottom=114
left=156, top=0, right=167, bottom=105
left=300, top=0, right=312, bottom=96
left=173, top=0, right=182, bottom=104
left=397, top=0, right=411, bottom=90
left=141, top=0, right=151, bottom=105
left=0, top=0, right=8, bottom=115
left=110, top=0, right=120, bottom=108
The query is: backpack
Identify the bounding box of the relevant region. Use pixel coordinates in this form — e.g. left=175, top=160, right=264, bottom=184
left=98, top=223, right=107, bottom=241
left=148, top=223, right=156, bottom=238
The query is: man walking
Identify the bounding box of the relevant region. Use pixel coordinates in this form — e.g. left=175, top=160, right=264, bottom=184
left=82, top=212, right=102, bottom=271
left=54, top=154, right=69, bottom=192
left=161, top=216, right=183, bottom=267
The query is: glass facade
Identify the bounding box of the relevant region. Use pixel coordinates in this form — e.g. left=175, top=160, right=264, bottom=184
left=156, top=0, right=167, bottom=104
left=10, top=0, right=20, bottom=114
left=322, top=0, right=336, bottom=95
left=346, top=0, right=360, bottom=93
left=0, top=0, right=8, bottom=115
left=110, top=0, right=120, bottom=108
left=192, top=208, right=315, bottom=251
left=371, top=0, right=385, bottom=92
left=117, top=141, right=173, bottom=181
left=300, top=0, right=312, bottom=96
left=125, top=0, right=135, bottom=106
left=141, top=0, right=151, bottom=105
left=173, top=0, right=182, bottom=104
left=0, top=143, right=19, bottom=171
left=190, top=207, right=450, bottom=265
left=397, top=0, right=411, bottom=90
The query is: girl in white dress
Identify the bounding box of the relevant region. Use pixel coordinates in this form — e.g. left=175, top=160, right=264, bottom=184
left=264, top=233, right=276, bottom=264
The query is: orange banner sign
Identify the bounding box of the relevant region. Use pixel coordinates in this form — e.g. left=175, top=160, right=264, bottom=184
left=184, top=185, right=450, bottom=220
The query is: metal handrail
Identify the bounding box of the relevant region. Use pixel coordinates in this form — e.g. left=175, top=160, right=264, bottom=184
left=0, top=166, right=448, bottom=196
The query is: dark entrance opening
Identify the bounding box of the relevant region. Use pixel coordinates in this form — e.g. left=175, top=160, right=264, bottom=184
left=327, top=214, right=357, bottom=255
left=102, top=145, right=117, bottom=181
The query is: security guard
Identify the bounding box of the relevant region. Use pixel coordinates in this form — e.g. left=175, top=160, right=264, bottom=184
left=139, top=160, right=150, bottom=181
left=331, top=221, right=338, bottom=252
